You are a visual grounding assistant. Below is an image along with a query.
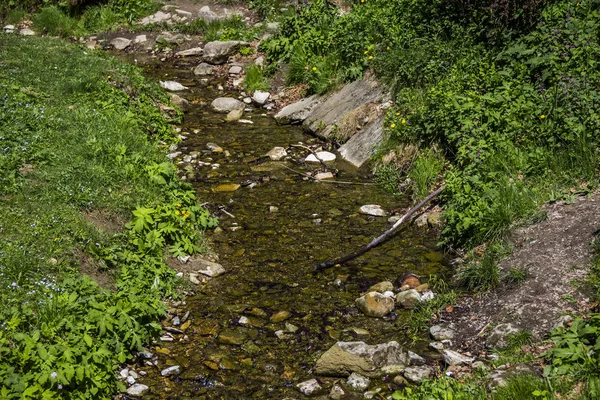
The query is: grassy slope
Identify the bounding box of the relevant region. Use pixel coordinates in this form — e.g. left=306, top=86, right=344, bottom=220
left=0, top=34, right=211, bottom=399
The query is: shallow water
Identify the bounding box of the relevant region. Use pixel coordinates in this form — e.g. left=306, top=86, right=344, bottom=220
left=130, top=54, right=449, bottom=399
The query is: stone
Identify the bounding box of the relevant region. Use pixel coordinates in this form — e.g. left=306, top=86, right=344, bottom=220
left=314, top=341, right=409, bottom=377
left=217, top=329, right=248, bottom=345
left=347, top=372, right=370, bottom=391
left=314, top=172, right=334, bottom=180
left=195, top=260, right=226, bottom=276
left=359, top=205, right=388, bottom=217
left=487, top=364, right=537, bottom=390
left=139, top=11, right=172, bottom=25
left=270, top=311, right=291, bottom=323
left=20, top=28, right=35, bottom=36
left=252, top=90, right=270, bottom=105
left=255, top=56, right=265, bottom=66
left=355, top=292, right=395, bottom=318
left=177, top=47, right=203, bottom=57
left=487, top=323, right=520, bottom=349
left=207, top=142, right=223, bottom=152
left=127, top=384, right=149, bottom=396
left=203, top=41, right=249, bottom=64
left=211, top=97, right=245, bottom=112
left=160, top=365, right=180, bottom=377
left=120, top=368, right=129, bottom=379
left=441, top=350, right=475, bottom=366
left=3, top=25, right=15, bottom=33
left=346, top=327, right=370, bottom=339
left=174, top=9, right=192, bottom=19
left=396, top=289, right=421, bottom=309
left=170, top=94, right=189, bottom=111
left=226, top=108, right=244, bottom=122
left=229, top=65, right=243, bottom=74
left=552, top=315, right=574, bottom=331
left=408, top=351, right=426, bottom=366
left=297, top=379, right=322, bottom=396
left=111, top=37, right=131, bottom=50
left=429, top=342, right=444, bottom=351
left=269, top=206, right=279, bottom=213
left=398, top=273, right=421, bottom=289
left=305, top=151, right=336, bottom=163
left=338, top=116, right=384, bottom=168
left=403, top=366, right=433, bottom=383
left=160, top=81, right=188, bottom=91
left=329, top=385, right=346, bottom=400
left=430, top=325, right=456, bottom=341
left=133, top=35, right=147, bottom=44
left=266, top=22, right=280, bottom=31
left=198, top=6, right=218, bottom=22
left=243, top=97, right=252, bottom=104
left=427, top=211, right=443, bottom=226
left=275, top=95, right=322, bottom=125
left=267, top=147, right=287, bottom=161
left=126, top=375, right=136, bottom=385
left=193, top=62, right=214, bottom=75
left=368, top=281, right=394, bottom=293
left=156, top=31, right=185, bottom=45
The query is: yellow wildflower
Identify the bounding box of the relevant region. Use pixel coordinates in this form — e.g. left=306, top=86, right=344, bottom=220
left=540, top=115, right=546, bottom=119
left=312, top=66, right=317, bottom=71
left=361, top=0, right=365, bottom=3
left=401, top=119, right=407, bottom=124
left=107, top=75, right=111, bottom=79
left=390, top=123, right=396, bottom=128
left=386, top=46, right=390, bottom=51
left=368, top=55, right=373, bottom=60
left=175, top=210, right=180, bottom=215
left=176, top=203, right=181, bottom=207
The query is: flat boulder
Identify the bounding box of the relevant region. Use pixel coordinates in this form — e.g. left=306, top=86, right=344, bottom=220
left=177, top=47, right=203, bottom=57
left=305, top=151, right=336, bottom=163
left=211, top=97, right=244, bottom=112
left=203, top=41, right=249, bottom=64
left=111, top=37, right=131, bottom=50
left=315, top=341, right=409, bottom=377
left=193, top=62, right=214, bottom=76
left=275, top=95, right=321, bottom=125
left=160, top=81, right=188, bottom=91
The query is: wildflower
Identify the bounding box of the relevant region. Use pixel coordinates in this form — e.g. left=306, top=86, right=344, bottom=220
left=401, top=119, right=407, bottom=124
left=390, top=123, right=396, bottom=128
left=364, top=50, right=368, bottom=55
left=176, top=203, right=181, bottom=207
left=175, top=210, right=181, bottom=215
left=386, top=46, right=390, bottom=51
left=361, top=0, right=365, bottom=3
left=51, top=372, right=58, bottom=379
left=540, top=115, right=546, bottom=119
left=107, top=75, right=111, bottom=79
left=312, top=66, right=317, bottom=71
left=368, top=56, right=373, bottom=60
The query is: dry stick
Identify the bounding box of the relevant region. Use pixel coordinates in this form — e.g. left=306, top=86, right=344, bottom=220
left=290, top=144, right=329, bottom=169
left=312, top=184, right=445, bottom=272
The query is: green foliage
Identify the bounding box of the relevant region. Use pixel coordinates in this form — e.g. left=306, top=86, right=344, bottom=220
left=243, top=65, right=270, bottom=92
left=492, top=374, right=554, bottom=400
left=249, top=0, right=282, bottom=19
left=457, top=241, right=510, bottom=291
left=405, top=275, right=457, bottom=337
left=0, top=35, right=214, bottom=399
left=375, top=164, right=402, bottom=195
left=407, top=148, right=445, bottom=201
left=503, top=266, right=529, bottom=286
left=392, top=376, right=486, bottom=399
left=32, top=6, right=78, bottom=37
left=178, top=16, right=253, bottom=41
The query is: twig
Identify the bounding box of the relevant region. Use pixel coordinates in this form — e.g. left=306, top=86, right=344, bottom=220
left=291, top=144, right=329, bottom=168
left=312, top=185, right=445, bottom=272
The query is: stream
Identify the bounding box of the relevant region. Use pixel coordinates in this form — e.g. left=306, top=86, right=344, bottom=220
left=123, top=53, right=449, bottom=399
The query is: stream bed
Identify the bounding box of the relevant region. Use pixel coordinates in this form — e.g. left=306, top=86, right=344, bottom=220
left=125, top=54, right=450, bottom=399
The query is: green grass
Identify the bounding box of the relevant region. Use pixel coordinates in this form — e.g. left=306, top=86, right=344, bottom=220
left=243, top=64, right=270, bottom=92
left=458, top=241, right=511, bottom=292
left=0, top=34, right=214, bottom=399
left=407, top=148, right=445, bottom=201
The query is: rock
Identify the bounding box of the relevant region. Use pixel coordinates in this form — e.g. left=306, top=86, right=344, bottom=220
left=393, top=375, right=409, bottom=387
left=396, top=289, right=421, bottom=309
left=267, top=147, right=287, bottom=161
left=207, top=142, right=223, bottom=152
left=133, top=34, right=147, bottom=44
left=368, top=281, right=394, bottom=293
left=275, top=95, right=322, bottom=125
left=338, top=116, right=384, bottom=168
left=20, top=28, right=35, bottom=36
left=297, top=379, right=322, bottom=396
left=174, top=9, right=192, bottom=19
left=211, top=97, right=245, bottom=112
left=429, top=342, right=445, bottom=351
left=193, top=62, right=214, bottom=75
left=243, top=97, right=252, bottom=104
left=177, top=47, right=203, bottom=57
left=415, top=283, right=429, bottom=292
left=347, top=372, right=370, bottom=391
left=552, top=315, right=574, bottom=331
left=285, top=322, right=299, bottom=333
left=170, top=94, right=189, bottom=111
left=255, top=56, right=265, bottom=66
left=427, top=211, right=442, bottom=226
left=398, top=273, right=421, bottom=290
left=305, top=151, right=336, bottom=163
left=355, top=292, right=395, bottom=318
left=266, top=22, right=280, bottom=31
left=403, top=366, right=433, bottom=383
left=195, top=260, right=226, bottom=276
left=160, top=81, right=188, bottom=91
left=226, top=108, right=244, bottom=122
left=217, top=329, right=248, bottom=345
left=137, top=350, right=153, bottom=359
left=120, top=368, right=129, bottom=379
left=126, top=375, right=136, bottom=385
left=111, top=37, right=131, bottom=50
left=329, top=384, right=346, bottom=400
left=487, top=323, right=520, bottom=349
left=314, top=172, right=334, bottom=180
left=160, top=365, right=180, bottom=377
left=414, top=213, right=429, bottom=228
left=156, top=31, right=185, bottom=45
left=421, top=290, right=435, bottom=302
left=127, top=384, right=149, bottom=396
left=229, top=65, right=243, bottom=74
left=359, top=205, right=388, bottom=217
left=487, top=365, right=537, bottom=390
left=441, top=350, right=475, bottom=366
left=203, top=41, right=249, bottom=64
left=408, top=351, right=426, bottom=366
left=314, top=341, right=409, bottom=377
left=430, top=325, right=456, bottom=341
left=198, top=6, right=218, bottom=22
left=139, top=11, right=172, bottom=25
left=3, top=25, right=15, bottom=33
left=252, top=90, right=270, bottom=105
left=270, top=311, right=291, bottom=323
left=269, top=206, right=279, bottom=213
left=346, top=327, right=370, bottom=339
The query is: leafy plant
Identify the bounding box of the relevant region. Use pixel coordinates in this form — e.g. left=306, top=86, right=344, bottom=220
left=244, top=65, right=270, bottom=92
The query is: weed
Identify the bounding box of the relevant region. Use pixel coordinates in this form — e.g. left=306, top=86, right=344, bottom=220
left=243, top=65, right=270, bottom=92
left=458, top=241, right=510, bottom=291
left=407, top=148, right=445, bottom=201
left=503, top=266, right=529, bottom=286
left=32, top=6, right=77, bottom=37
left=405, top=275, right=457, bottom=338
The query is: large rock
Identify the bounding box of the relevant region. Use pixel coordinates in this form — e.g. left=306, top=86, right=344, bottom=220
left=126, top=383, right=149, bottom=396
left=305, top=151, right=336, bottom=163
left=193, top=62, right=214, bottom=76
left=487, top=323, right=520, bottom=349
left=160, top=81, right=188, bottom=91
left=403, top=366, right=433, bottom=383
left=170, top=94, right=189, bottom=111
left=196, top=260, right=226, bottom=277
left=338, top=116, right=384, bottom=168
left=275, top=95, right=321, bottom=125
left=203, top=41, right=249, bottom=64
left=355, top=292, right=395, bottom=318
left=396, top=289, right=421, bottom=309
left=441, top=350, right=475, bottom=366
left=211, top=97, right=244, bottom=112
left=177, top=47, right=203, bottom=57
left=314, top=341, right=409, bottom=377
left=297, top=379, right=322, bottom=396
left=359, top=204, right=388, bottom=217
left=111, top=37, right=131, bottom=50
left=252, top=90, right=270, bottom=105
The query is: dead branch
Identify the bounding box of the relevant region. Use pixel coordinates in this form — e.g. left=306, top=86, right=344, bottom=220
left=312, top=185, right=445, bottom=272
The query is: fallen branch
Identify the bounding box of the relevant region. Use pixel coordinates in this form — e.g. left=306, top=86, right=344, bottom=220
left=312, top=185, right=445, bottom=272
left=291, top=144, right=329, bottom=169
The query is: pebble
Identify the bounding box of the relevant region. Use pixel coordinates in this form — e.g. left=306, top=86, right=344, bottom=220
left=347, top=372, right=370, bottom=391
left=296, top=379, right=322, bottom=396
left=126, top=383, right=149, bottom=396
left=305, top=151, right=336, bottom=163
left=270, top=311, right=291, bottom=323
left=126, top=375, right=136, bottom=385
left=160, top=365, right=180, bottom=377
left=359, top=204, right=389, bottom=217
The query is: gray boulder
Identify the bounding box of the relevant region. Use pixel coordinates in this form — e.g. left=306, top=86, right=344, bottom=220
left=177, top=47, right=203, bottom=57
left=315, top=341, right=409, bottom=377
left=338, top=116, right=384, bottom=168
left=111, top=37, right=131, bottom=50
left=193, top=62, right=214, bottom=76
left=297, top=379, right=322, bottom=396
left=203, top=41, right=249, bottom=64
left=430, top=325, right=456, bottom=341
left=126, top=384, right=149, bottom=396
left=487, top=323, right=520, bottom=349
left=275, top=95, right=321, bottom=125
left=211, top=97, right=245, bottom=112
left=403, top=366, right=433, bottom=383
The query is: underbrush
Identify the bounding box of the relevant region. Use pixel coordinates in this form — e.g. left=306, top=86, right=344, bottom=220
left=0, top=35, right=216, bottom=399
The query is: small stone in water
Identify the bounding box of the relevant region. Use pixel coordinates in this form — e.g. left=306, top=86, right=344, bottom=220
left=297, top=379, right=322, bottom=396
left=172, top=316, right=180, bottom=326
left=359, top=204, right=389, bottom=217
left=127, top=383, right=149, bottom=396
left=126, top=375, right=136, bottom=385
left=269, top=206, right=279, bottom=213
left=129, top=370, right=139, bottom=379
left=270, top=311, right=291, bottom=323
left=160, top=365, right=180, bottom=377
left=119, top=369, right=129, bottom=379
left=305, top=151, right=336, bottom=163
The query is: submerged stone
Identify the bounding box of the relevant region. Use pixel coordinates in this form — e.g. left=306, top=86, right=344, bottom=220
left=213, top=184, right=240, bottom=192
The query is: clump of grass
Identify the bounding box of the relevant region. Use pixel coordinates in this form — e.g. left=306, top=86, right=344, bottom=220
left=503, top=266, right=529, bottom=286
left=405, top=275, right=457, bottom=338
left=491, top=374, right=552, bottom=400
left=407, top=148, right=445, bottom=201
left=6, top=8, right=27, bottom=24
left=244, top=64, right=270, bottom=92
left=458, top=241, right=510, bottom=291
left=32, top=6, right=77, bottom=37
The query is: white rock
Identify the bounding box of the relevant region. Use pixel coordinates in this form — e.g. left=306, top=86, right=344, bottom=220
left=229, top=65, right=243, bottom=74
left=297, top=379, right=322, bottom=396
left=133, top=34, right=147, bottom=44
left=198, top=6, right=218, bottom=22
left=266, top=146, right=287, bottom=161
left=314, top=172, right=334, bottom=180
left=252, top=90, right=270, bottom=105
left=177, top=47, right=203, bottom=57
left=175, top=9, right=193, bottom=19
left=110, top=37, right=131, bottom=50
left=269, top=206, right=279, bottom=213
left=403, top=366, right=433, bottom=383
left=126, top=383, right=149, bottom=396
left=129, top=370, right=139, bottom=379
left=243, top=97, right=252, bottom=104
left=126, top=375, right=136, bottom=385
left=160, top=81, right=188, bottom=91
left=239, top=316, right=249, bottom=324
left=396, top=289, right=421, bottom=309
left=139, top=11, right=172, bottom=25
left=3, top=25, right=15, bottom=32
left=305, top=151, right=336, bottom=163
left=197, top=260, right=226, bottom=277
left=408, top=351, right=426, bottom=366
left=211, top=97, right=244, bottom=112
left=255, top=56, right=265, bottom=66
left=119, top=369, right=129, bottom=379
left=430, top=325, right=456, bottom=341
left=441, top=349, right=475, bottom=366
left=347, top=372, right=370, bottom=391
left=20, top=28, right=35, bottom=36
left=238, top=119, right=254, bottom=124
left=160, top=365, right=180, bottom=377
left=359, top=204, right=389, bottom=217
